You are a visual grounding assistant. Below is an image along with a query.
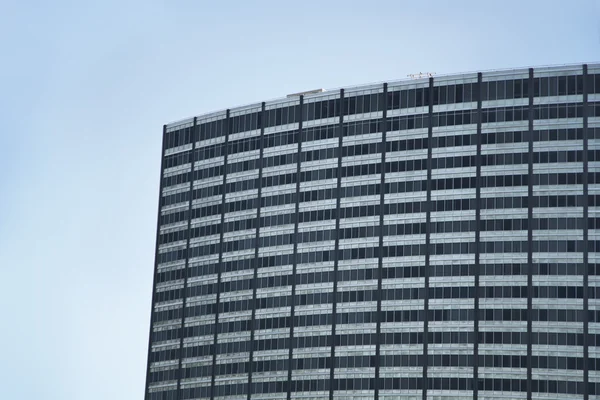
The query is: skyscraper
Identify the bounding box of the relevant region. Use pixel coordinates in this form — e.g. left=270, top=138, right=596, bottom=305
left=145, top=63, right=600, bottom=400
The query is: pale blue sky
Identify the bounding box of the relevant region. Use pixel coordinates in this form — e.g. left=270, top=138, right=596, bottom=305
left=0, top=1, right=598, bottom=399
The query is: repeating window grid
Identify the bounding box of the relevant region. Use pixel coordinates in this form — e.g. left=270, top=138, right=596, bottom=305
left=195, top=154, right=225, bottom=170
left=254, top=280, right=292, bottom=297
left=431, top=143, right=476, bottom=158
left=222, top=228, right=255, bottom=242
left=381, top=226, right=425, bottom=246
left=160, top=224, right=187, bottom=242
left=252, top=372, right=289, bottom=385
left=533, top=94, right=584, bottom=107
left=194, top=112, right=226, bottom=128
left=482, top=71, right=530, bottom=85
left=188, top=272, right=217, bottom=288
left=434, top=74, right=478, bottom=86
left=263, top=100, right=299, bottom=132
left=166, top=119, right=194, bottom=133
left=259, top=226, right=295, bottom=240
left=191, top=196, right=223, bottom=213
left=378, top=391, right=422, bottom=399
left=164, top=145, right=194, bottom=165
left=263, top=164, right=297, bottom=177
left=160, top=204, right=188, bottom=219
left=154, top=281, right=184, bottom=298
left=590, top=311, right=600, bottom=386
left=152, top=323, right=182, bottom=345
left=432, top=100, right=478, bottom=114
left=344, top=86, right=384, bottom=111
left=161, top=183, right=190, bottom=198
left=478, top=390, right=526, bottom=399
left=195, top=152, right=226, bottom=171
left=196, top=134, right=226, bottom=154
left=298, top=179, right=337, bottom=192
left=149, top=365, right=180, bottom=382
left=339, top=194, right=379, bottom=208
left=156, top=263, right=186, bottom=281
left=157, top=257, right=187, bottom=272
left=296, top=229, right=335, bottom=250
left=379, top=349, right=425, bottom=379
left=332, top=393, right=373, bottom=400
left=263, top=122, right=300, bottom=137
left=288, top=393, right=330, bottom=400
left=224, top=192, right=259, bottom=207
left=530, top=394, right=583, bottom=400
left=384, top=192, right=427, bottom=207
left=339, top=185, right=378, bottom=204
left=228, top=128, right=261, bottom=143
left=301, top=138, right=339, bottom=154
left=533, top=142, right=587, bottom=158
left=427, top=368, right=473, bottom=381
left=225, top=166, right=259, bottom=182
left=223, top=208, right=257, bottom=223
left=256, top=266, right=293, bottom=282
left=149, top=70, right=600, bottom=398
left=385, top=148, right=428, bottom=164
left=299, top=159, right=338, bottom=173
left=430, top=117, right=476, bottom=140
left=185, top=302, right=217, bottom=324
left=341, top=181, right=380, bottom=196
left=261, top=187, right=297, bottom=204
left=531, top=348, right=585, bottom=373
left=302, top=113, right=340, bottom=130
left=262, top=144, right=298, bottom=161
left=384, top=171, right=428, bottom=186
left=479, top=196, right=529, bottom=218
left=337, top=225, right=379, bottom=244
left=293, top=277, right=334, bottom=300
left=148, top=384, right=178, bottom=396
left=480, top=94, right=530, bottom=110
left=386, top=131, right=428, bottom=148
left=257, top=240, right=294, bottom=256
left=152, top=289, right=183, bottom=309
left=386, top=87, right=429, bottom=118
left=480, top=144, right=530, bottom=159
left=342, top=130, right=382, bottom=145
left=158, top=237, right=188, bottom=253
left=381, top=256, right=425, bottom=269
left=381, top=265, right=425, bottom=309
left=430, top=184, right=476, bottom=202
left=159, top=212, right=188, bottom=230
left=162, top=178, right=190, bottom=195
left=302, top=91, right=340, bottom=109
left=340, top=151, right=381, bottom=166
left=336, top=276, right=378, bottom=301
left=431, top=78, right=478, bottom=114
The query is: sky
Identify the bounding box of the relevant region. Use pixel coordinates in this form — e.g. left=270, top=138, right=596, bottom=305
left=0, top=0, right=598, bottom=399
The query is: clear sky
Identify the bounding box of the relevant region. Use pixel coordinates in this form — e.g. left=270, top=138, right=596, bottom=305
left=0, top=0, right=598, bottom=398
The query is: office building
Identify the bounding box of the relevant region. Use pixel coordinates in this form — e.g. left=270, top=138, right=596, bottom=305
left=145, top=63, right=600, bottom=400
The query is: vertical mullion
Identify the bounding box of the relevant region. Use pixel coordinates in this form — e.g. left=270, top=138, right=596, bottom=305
left=210, top=111, right=231, bottom=400
left=583, top=63, right=590, bottom=400
left=144, top=125, right=169, bottom=400
left=526, top=67, right=534, bottom=400
left=473, top=73, right=483, bottom=399
left=422, top=78, right=434, bottom=400
left=177, top=118, right=198, bottom=399
left=286, top=95, right=304, bottom=400
left=329, top=89, right=344, bottom=400
left=247, top=104, right=266, bottom=400
left=374, top=83, right=388, bottom=400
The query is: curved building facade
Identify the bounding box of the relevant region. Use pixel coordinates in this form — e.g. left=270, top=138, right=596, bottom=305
left=146, top=63, right=600, bottom=400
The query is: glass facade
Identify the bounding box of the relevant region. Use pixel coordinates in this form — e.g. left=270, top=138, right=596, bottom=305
left=145, top=63, right=600, bottom=400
